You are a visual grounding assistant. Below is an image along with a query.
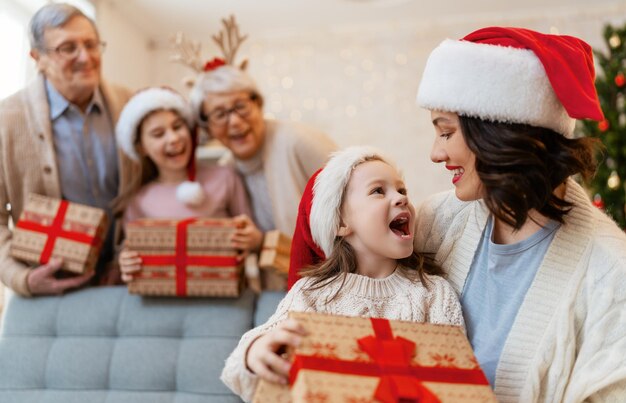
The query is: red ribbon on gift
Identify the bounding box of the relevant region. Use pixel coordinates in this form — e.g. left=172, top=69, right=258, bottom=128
left=289, top=317, right=489, bottom=403
left=139, top=218, right=238, bottom=296
left=16, top=200, right=100, bottom=264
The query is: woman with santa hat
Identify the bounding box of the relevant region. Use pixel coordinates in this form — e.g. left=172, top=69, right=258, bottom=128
left=288, top=27, right=626, bottom=402
left=414, top=27, right=626, bottom=401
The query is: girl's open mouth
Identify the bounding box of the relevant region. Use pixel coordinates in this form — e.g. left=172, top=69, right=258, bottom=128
left=389, top=213, right=411, bottom=238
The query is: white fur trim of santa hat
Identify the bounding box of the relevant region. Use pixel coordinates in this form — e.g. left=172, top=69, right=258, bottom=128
left=309, top=146, right=395, bottom=257
left=417, top=39, right=575, bottom=136
left=116, top=87, right=194, bottom=161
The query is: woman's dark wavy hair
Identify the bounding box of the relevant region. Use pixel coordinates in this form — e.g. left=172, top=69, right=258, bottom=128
left=300, top=237, right=443, bottom=302
left=459, top=115, right=601, bottom=229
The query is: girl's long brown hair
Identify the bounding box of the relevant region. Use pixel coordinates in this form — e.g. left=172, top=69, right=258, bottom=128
left=300, top=237, right=443, bottom=302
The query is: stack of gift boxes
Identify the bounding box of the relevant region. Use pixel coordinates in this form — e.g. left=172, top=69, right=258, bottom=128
left=258, top=230, right=291, bottom=291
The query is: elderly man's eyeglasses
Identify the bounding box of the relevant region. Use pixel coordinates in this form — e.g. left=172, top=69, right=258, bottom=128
left=206, top=95, right=258, bottom=126
left=43, top=40, right=107, bottom=59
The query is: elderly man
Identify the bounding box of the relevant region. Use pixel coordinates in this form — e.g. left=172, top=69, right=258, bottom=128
left=0, top=3, right=139, bottom=296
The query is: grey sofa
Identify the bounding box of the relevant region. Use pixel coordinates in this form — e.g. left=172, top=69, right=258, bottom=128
left=0, top=286, right=284, bottom=403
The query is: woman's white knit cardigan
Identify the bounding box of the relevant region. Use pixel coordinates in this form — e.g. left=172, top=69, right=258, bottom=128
left=414, top=178, right=626, bottom=403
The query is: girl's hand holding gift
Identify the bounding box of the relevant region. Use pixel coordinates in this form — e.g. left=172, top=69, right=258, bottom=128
left=119, top=247, right=142, bottom=283
left=245, top=318, right=307, bottom=385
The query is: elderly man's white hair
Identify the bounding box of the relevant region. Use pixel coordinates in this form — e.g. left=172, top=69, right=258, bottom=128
left=29, top=3, right=97, bottom=51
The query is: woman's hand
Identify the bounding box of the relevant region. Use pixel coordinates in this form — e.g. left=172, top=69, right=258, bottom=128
left=118, top=248, right=142, bottom=283
left=231, top=215, right=264, bottom=252
left=245, top=319, right=307, bottom=384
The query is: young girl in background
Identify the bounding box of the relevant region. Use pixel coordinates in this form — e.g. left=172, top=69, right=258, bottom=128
left=221, top=146, right=464, bottom=401
left=115, top=87, right=262, bottom=281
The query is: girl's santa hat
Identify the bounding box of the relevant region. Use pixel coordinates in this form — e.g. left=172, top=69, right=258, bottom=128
left=417, top=27, right=604, bottom=135
left=287, top=146, right=394, bottom=288
left=115, top=87, right=205, bottom=206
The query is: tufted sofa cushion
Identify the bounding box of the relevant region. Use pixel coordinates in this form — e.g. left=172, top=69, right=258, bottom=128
left=0, top=286, right=263, bottom=403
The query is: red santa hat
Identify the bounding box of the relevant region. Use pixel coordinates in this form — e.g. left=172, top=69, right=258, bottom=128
left=287, top=168, right=325, bottom=288
left=287, top=146, right=394, bottom=288
left=116, top=87, right=205, bottom=206
left=417, top=27, right=604, bottom=135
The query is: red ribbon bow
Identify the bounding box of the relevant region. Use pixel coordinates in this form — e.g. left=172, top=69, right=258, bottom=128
left=138, top=218, right=238, bottom=296
left=16, top=200, right=100, bottom=264
left=204, top=57, right=226, bottom=72
left=359, top=318, right=441, bottom=402
left=290, top=317, right=489, bottom=403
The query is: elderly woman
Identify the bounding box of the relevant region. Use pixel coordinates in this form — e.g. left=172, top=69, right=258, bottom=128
left=190, top=65, right=336, bottom=248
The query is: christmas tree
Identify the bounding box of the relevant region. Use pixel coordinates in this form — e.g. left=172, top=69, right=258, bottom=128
left=580, top=23, right=626, bottom=228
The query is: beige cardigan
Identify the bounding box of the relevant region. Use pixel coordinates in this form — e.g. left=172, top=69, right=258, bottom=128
left=223, top=119, right=337, bottom=235
left=0, top=74, right=139, bottom=296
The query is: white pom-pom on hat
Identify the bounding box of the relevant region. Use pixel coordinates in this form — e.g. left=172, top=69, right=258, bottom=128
left=176, top=180, right=206, bottom=206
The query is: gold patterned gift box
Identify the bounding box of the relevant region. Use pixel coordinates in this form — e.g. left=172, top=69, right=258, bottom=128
left=10, top=193, right=108, bottom=274
left=259, top=230, right=291, bottom=274
left=254, top=311, right=497, bottom=403
left=257, top=230, right=291, bottom=291
left=125, top=218, right=243, bottom=297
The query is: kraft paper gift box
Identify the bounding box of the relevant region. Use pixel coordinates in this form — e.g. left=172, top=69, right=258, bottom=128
left=259, top=230, right=291, bottom=274
left=126, top=218, right=243, bottom=297
left=254, top=311, right=496, bottom=403
left=10, top=193, right=108, bottom=275
left=258, top=230, right=291, bottom=291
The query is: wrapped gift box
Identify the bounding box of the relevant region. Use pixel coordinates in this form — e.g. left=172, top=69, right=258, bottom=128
left=259, top=230, right=291, bottom=274
left=10, top=193, right=108, bottom=274
left=258, top=230, right=291, bottom=291
left=254, top=312, right=496, bottom=403
left=126, top=218, right=243, bottom=297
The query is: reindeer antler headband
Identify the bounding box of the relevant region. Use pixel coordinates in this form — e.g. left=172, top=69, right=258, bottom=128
left=171, top=15, right=249, bottom=74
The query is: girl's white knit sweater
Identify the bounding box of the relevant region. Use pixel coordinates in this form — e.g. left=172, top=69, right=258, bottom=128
left=221, top=269, right=464, bottom=402
left=414, top=178, right=626, bottom=403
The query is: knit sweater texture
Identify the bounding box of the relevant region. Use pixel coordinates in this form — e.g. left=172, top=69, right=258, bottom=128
left=0, top=75, right=138, bottom=296
left=221, top=269, right=464, bottom=401
left=414, top=178, right=626, bottom=402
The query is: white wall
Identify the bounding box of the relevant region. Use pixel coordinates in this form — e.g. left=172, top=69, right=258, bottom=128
left=105, top=3, right=626, bottom=204
left=96, top=0, right=152, bottom=91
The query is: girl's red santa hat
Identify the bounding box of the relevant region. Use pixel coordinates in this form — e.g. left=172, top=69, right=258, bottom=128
left=417, top=27, right=604, bottom=135
left=116, top=87, right=206, bottom=206
left=287, top=146, right=395, bottom=288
